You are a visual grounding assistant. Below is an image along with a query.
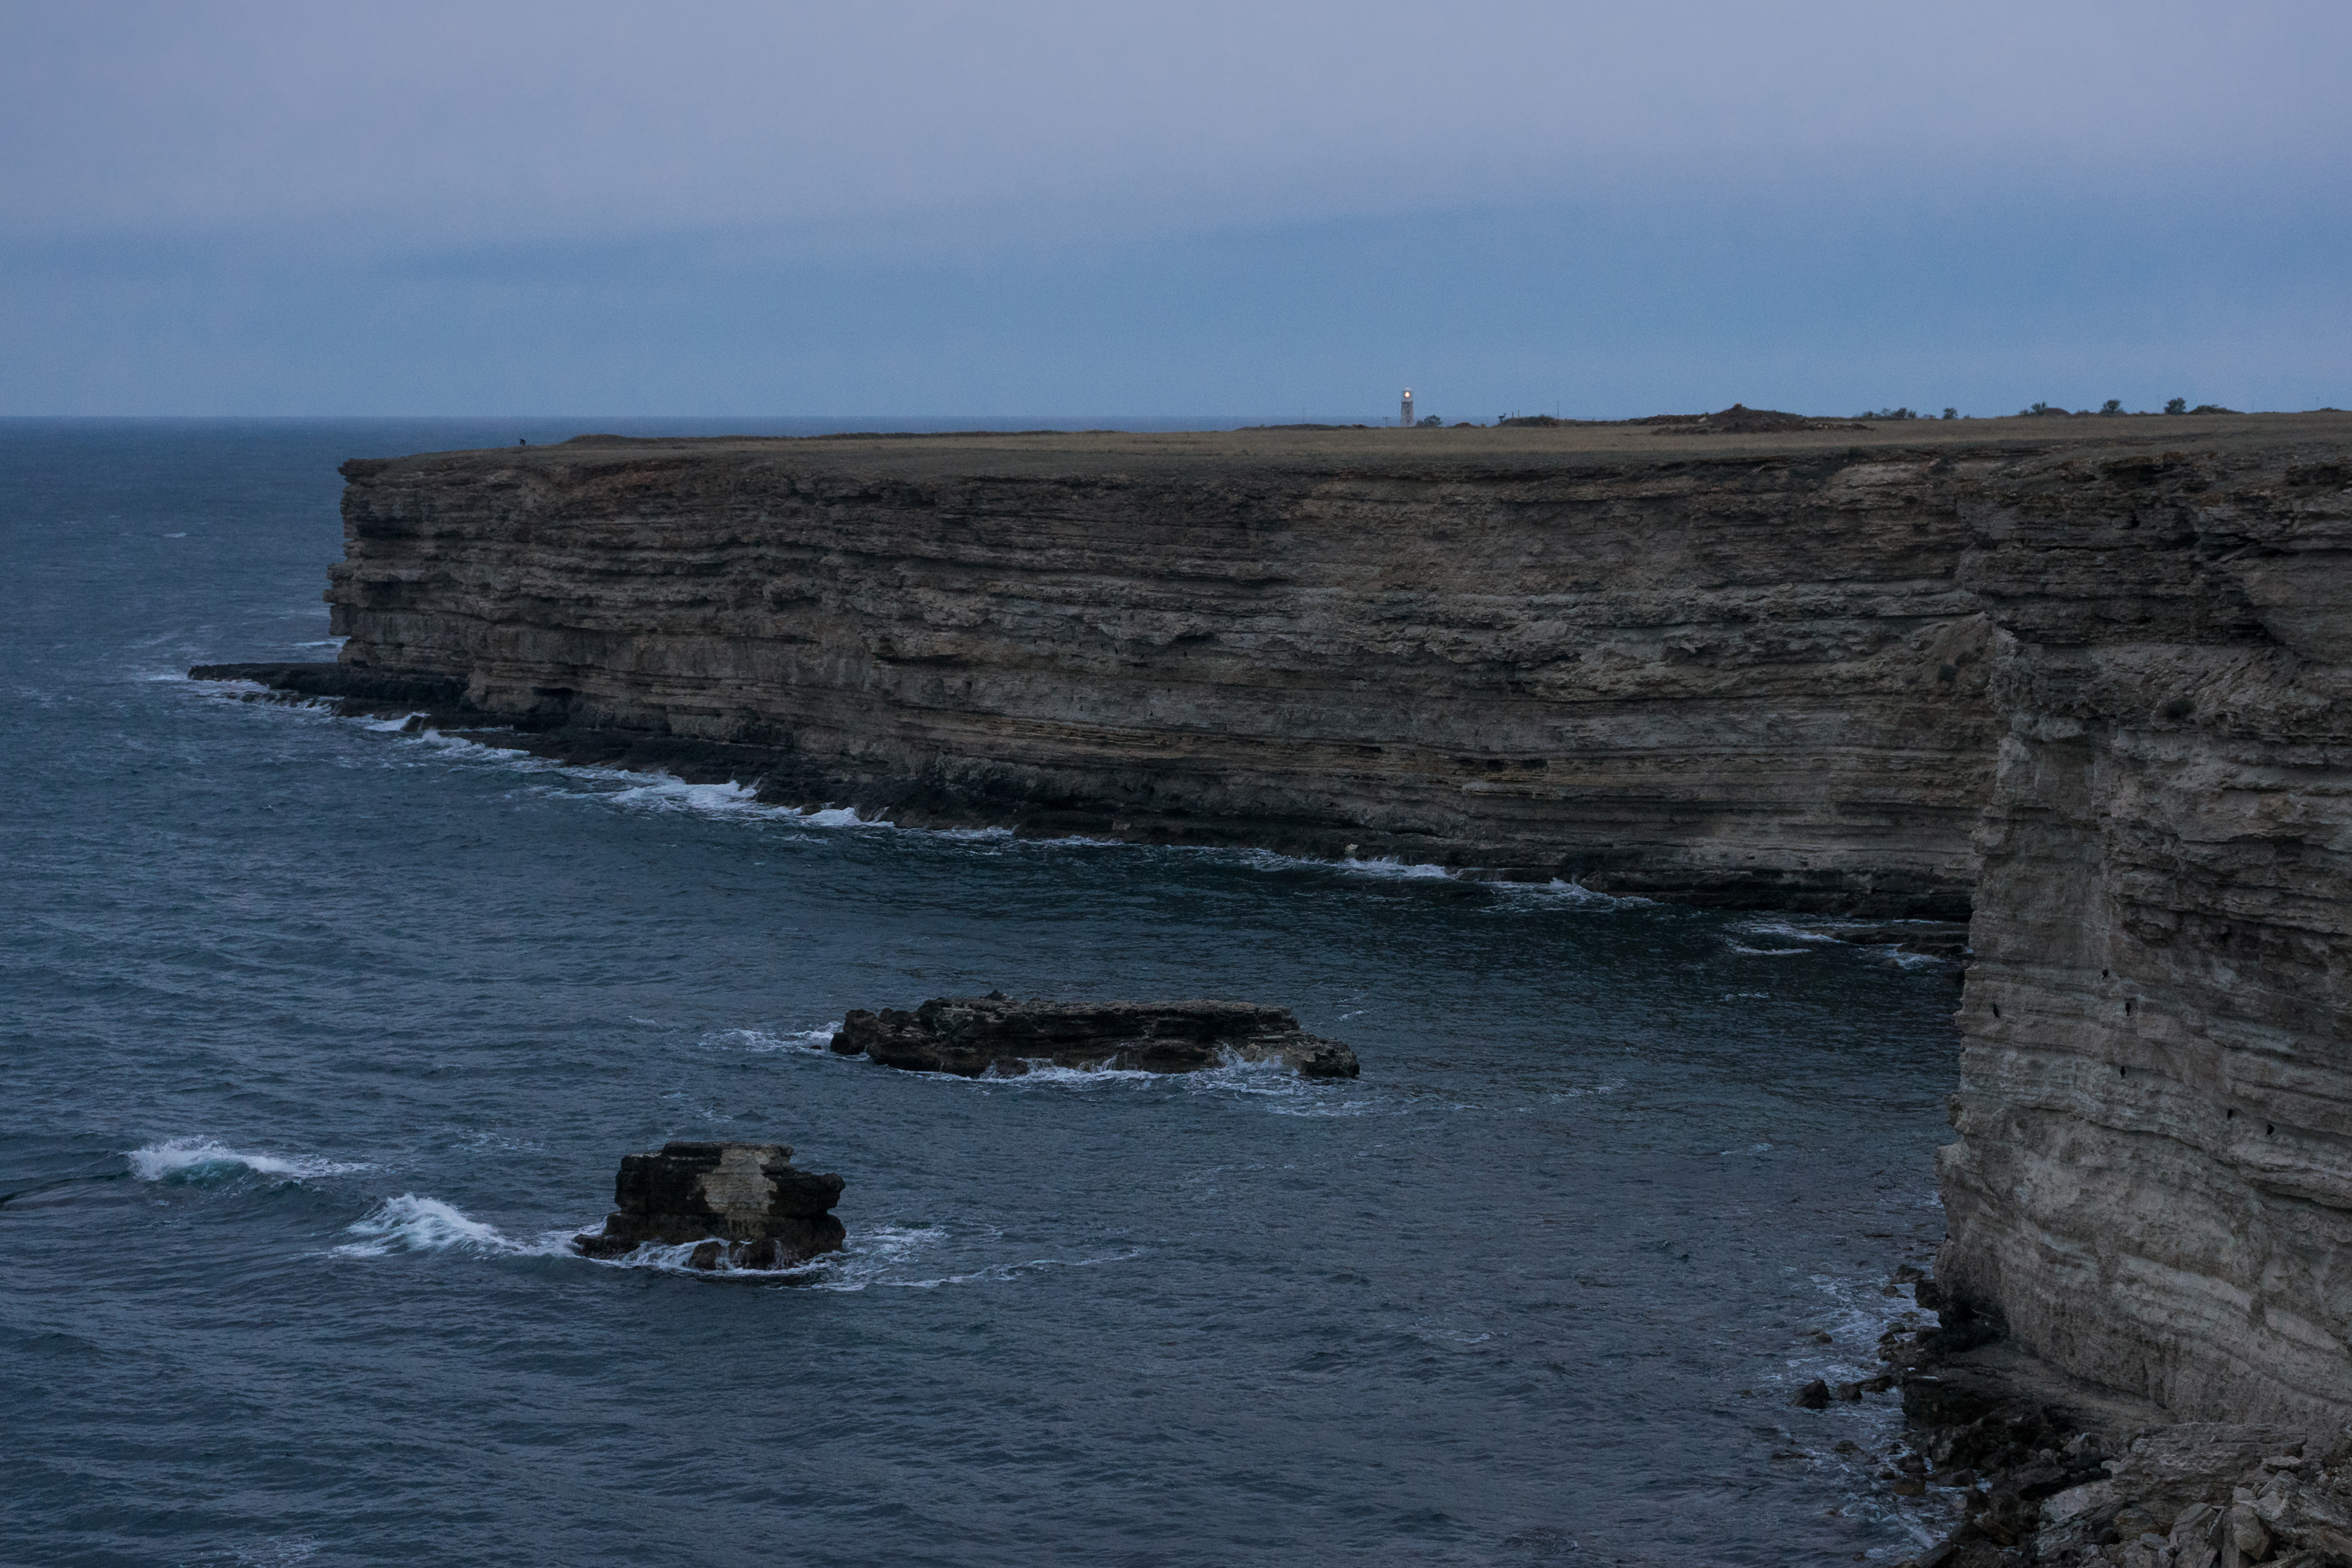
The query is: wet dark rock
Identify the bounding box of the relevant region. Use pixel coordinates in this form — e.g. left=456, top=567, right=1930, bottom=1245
left=572, top=1140, right=845, bottom=1269
left=1886, top=1271, right=2352, bottom=1567
left=189, top=661, right=470, bottom=712
left=829, top=996, right=1360, bottom=1079
left=1794, top=1378, right=1831, bottom=1410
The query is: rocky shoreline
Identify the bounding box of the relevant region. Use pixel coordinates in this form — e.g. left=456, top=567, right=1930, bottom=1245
left=1874, top=1282, right=2352, bottom=1567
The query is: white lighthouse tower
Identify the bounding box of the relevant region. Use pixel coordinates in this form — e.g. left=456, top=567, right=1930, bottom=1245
left=1401, top=388, right=1414, bottom=427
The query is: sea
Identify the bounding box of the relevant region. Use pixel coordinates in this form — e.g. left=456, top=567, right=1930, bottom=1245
left=4, top=418, right=1965, bottom=1567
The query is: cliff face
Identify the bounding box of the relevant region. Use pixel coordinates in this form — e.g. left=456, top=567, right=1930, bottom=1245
left=328, top=438, right=1999, bottom=914
left=308, top=420, right=2352, bottom=1422
left=1939, top=446, right=2352, bottom=1423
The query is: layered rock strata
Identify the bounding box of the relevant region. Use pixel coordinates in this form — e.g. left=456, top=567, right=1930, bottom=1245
left=314, top=429, right=2019, bottom=915
left=829, top=996, right=1360, bottom=1078
left=572, top=1140, right=845, bottom=1269
left=1938, top=445, right=2352, bottom=1425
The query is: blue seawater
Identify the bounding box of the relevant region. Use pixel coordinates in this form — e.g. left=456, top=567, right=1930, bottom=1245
left=3, top=418, right=1963, bottom=1567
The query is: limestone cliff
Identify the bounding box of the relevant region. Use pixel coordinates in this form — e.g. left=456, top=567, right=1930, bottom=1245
left=1938, top=442, right=2352, bottom=1424
left=322, top=429, right=2007, bottom=914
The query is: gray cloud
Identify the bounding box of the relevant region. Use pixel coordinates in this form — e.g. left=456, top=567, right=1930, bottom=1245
left=2, top=1, right=2345, bottom=414
left=7, top=1, right=2345, bottom=247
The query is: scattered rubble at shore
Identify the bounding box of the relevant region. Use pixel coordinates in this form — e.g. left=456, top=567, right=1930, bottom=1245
left=1829, top=1271, right=2352, bottom=1567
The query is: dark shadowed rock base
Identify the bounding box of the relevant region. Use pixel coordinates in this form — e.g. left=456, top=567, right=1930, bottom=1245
left=1877, top=1281, right=2352, bottom=1567
left=830, top=995, right=1360, bottom=1079
left=572, top=1140, right=845, bottom=1270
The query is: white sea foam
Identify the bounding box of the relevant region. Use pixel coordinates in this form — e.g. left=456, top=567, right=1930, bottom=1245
left=603, top=777, right=769, bottom=815
left=359, top=711, right=423, bottom=733
left=1335, top=855, right=1456, bottom=880
left=977, top=1057, right=1162, bottom=1085
left=1490, top=877, right=1656, bottom=909
left=1726, top=943, right=1816, bottom=957
left=332, top=1194, right=551, bottom=1258
left=127, top=1138, right=365, bottom=1184
left=1733, top=920, right=1844, bottom=945
left=706, top=1025, right=841, bottom=1054
left=800, top=1227, right=1146, bottom=1292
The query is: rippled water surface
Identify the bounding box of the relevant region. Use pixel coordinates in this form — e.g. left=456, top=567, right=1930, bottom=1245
left=4, top=419, right=1963, bottom=1567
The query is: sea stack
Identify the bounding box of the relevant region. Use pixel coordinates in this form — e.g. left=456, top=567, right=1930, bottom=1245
left=830, top=996, right=1360, bottom=1079
left=572, top=1140, right=845, bottom=1270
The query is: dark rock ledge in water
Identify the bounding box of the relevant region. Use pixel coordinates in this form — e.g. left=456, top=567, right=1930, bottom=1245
left=572, top=1141, right=845, bottom=1271
left=829, top=996, right=1360, bottom=1079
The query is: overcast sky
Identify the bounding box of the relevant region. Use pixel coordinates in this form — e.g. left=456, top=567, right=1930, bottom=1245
left=3, top=1, right=2345, bottom=417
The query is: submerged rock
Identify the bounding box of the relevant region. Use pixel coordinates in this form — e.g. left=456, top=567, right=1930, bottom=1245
left=572, top=1140, right=844, bottom=1270
left=829, top=995, right=1360, bottom=1079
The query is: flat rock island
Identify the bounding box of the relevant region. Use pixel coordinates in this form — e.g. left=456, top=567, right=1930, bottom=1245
left=829, top=996, right=1361, bottom=1078
left=572, top=1139, right=845, bottom=1270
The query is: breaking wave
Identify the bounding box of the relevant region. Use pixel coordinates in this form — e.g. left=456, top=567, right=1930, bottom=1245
left=127, top=1138, right=366, bottom=1185
left=331, top=1194, right=556, bottom=1258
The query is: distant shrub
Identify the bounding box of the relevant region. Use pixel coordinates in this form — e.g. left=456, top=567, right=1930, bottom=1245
left=1416, top=414, right=1441, bottom=427
left=2164, top=397, right=2187, bottom=415
left=2189, top=404, right=2238, bottom=416
left=1857, top=406, right=1918, bottom=420
left=1942, top=408, right=1957, bottom=420
left=2100, top=399, right=2124, bottom=416
left=2022, top=402, right=2067, bottom=416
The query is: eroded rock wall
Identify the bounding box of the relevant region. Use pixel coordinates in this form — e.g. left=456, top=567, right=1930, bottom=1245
left=1939, top=447, right=2352, bottom=1423
left=328, top=444, right=1999, bottom=913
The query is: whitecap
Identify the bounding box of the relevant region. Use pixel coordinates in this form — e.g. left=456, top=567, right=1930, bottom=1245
left=332, top=1194, right=549, bottom=1257
left=1727, top=943, right=1814, bottom=957
left=128, top=1137, right=365, bottom=1184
